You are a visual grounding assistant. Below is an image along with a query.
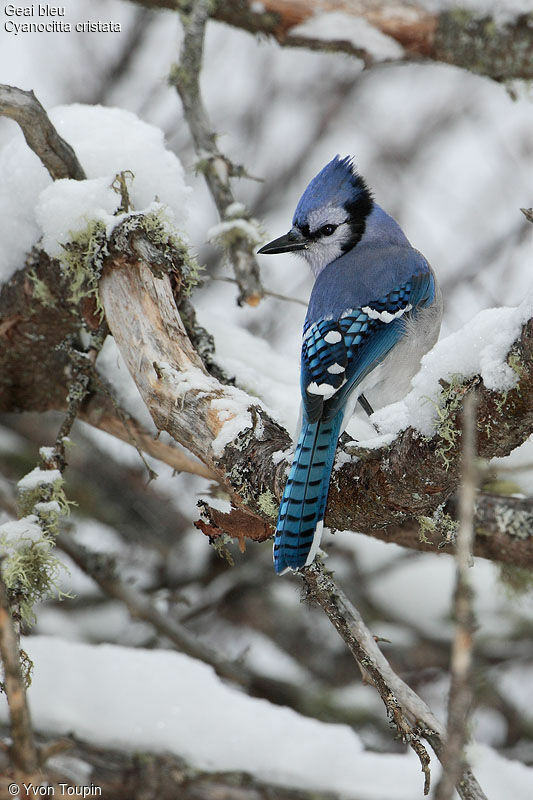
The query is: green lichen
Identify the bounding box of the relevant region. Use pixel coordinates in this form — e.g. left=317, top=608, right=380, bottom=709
left=417, top=515, right=436, bottom=544
left=426, top=375, right=465, bottom=469
left=17, top=473, right=72, bottom=524
left=59, top=218, right=108, bottom=313
left=134, top=207, right=203, bottom=295
left=507, top=350, right=526, bottom=380
left=28, top=268, right=56, bottom=308
left=417, top=506, right=459, bottom=547
left=211, top=533, right=235, bottom=566
left=257, top=489, right=278, bottom=520
left=0, top=523, right=69, bottom=625
left=1, top=465, right=75, bottom=626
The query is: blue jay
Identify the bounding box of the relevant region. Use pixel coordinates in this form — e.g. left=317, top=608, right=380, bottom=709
left=258, top=156, right=442, bottom=574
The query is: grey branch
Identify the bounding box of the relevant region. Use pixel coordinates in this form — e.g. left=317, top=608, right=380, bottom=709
left=302, top=561, right=488, bottom=800
left=128, top=1, right=533, bottom=82
left=0, top=575, right=39, bottom=777
left=0, top=84, right=86, bottom=181
left=436, top=395, right=478, bottom=800
left=170, top=0, right=264, bottom=306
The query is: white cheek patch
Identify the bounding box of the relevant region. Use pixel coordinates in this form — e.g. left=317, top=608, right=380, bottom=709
left=361, top=304, right=412, bottom=323
left=324, top=330, right=342, bottom=344
left=327, top=363, right=345, bottom=374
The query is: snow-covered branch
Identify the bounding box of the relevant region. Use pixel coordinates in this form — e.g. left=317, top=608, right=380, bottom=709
left=97, top=222, right=533, bottom=568
left=131, top=0, right=533, bottom=81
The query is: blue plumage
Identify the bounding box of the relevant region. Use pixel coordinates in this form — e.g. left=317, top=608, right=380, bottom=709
left=258, top=156, right=442, bottom=574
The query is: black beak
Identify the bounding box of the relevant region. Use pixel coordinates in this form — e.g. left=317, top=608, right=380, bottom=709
left=257, top=228, right=307, bottom=255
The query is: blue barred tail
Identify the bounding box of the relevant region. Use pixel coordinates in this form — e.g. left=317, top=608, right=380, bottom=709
left=274, top=411, right=343, bottom=574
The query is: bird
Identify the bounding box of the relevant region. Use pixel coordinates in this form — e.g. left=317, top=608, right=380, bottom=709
left=258, top=155, right=442, bottom=574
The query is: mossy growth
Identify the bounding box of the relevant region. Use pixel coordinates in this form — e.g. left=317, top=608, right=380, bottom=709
left=427, top=375, right=466, bottom=469
left=417, top=506, right=459, bottom=547
left=123, top=206, right=203, bottom=296
left=417, top=515, right=436, bottom=544
left=59, top=218, right=108, bottom=314
left=28, top=267, right=56, bottom=308
left=507, top=349, right=526, bottom=380
left=257, top=489, right=278, bottom=520
left=0, top=467, right=74, bottom=627
left=210, top=532, right=235, bottom=566
left=17, top=473, right=72, bottom=529
left=0, top=521, right=69, bottom=625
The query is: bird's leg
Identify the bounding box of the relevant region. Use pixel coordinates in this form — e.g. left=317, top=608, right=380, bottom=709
left=358, top=393, right=374, bottom=417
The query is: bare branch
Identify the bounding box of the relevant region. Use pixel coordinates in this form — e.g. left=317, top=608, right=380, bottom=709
left=0, top=84, right=86, bottom=181
left=0, top=575, right=39, bottom=777
left=169, top=0, right=264, bottom=306
left=436, top=394, right=479, bottom=799
left=129, top=1, right=533, bottom=82
left=301, top=561, right=488, bottom=800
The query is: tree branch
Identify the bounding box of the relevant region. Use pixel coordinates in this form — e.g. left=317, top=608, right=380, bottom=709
left=0, top=84, right=86, bottom=181
left=169, top=0, right=264, bottom=306
left=435, top=394, right=478, bottom=800
left=0, top=575, right=39, bottom=777
left=301, top=561, right=488, bottom=800
left=129, top=1, right=533, bottom=81
left=96, top=222, right=533, bottom=566
left=2, top=215, right=532, bottom=566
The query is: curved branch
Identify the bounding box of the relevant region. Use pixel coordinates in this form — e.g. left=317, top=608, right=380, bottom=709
left=0, top=84, right=86, bottom=181
left=130, top=1, right=533, bottom=81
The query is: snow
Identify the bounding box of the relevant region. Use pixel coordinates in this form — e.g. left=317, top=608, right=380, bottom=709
left=210, top=396, right=253, bottom=457
left=0, top=104, right=191, bottom=280
left=0, top=636, right=531, bottom=799
left=17, top=467, right=62, bottom=492
left=0, top=516, right=45, bottom=549
left=371, top=293, right=533, bottom=439
left=0, top=636, right=422, bottom=798
left=290, top=13, right=404, bottom=60
left=207, top=218, right=263, bottom=244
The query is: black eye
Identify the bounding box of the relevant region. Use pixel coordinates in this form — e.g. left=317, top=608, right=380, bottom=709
left=320, top=224, right=337, bottom=236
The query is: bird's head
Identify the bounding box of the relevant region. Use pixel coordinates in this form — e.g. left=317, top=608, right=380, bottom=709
left=258, top=155, right=373, bottom=275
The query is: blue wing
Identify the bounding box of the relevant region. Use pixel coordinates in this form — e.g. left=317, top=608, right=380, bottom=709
left=301, top=271, right=434, bottom=423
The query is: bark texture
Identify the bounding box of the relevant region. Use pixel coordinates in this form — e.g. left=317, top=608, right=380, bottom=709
left=130, top=0, right=533, bottom=80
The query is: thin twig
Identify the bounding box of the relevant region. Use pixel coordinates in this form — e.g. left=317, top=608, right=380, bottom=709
left=301, top=562, right=488, bottom=800
left=435, top=394, right=478, bottom=800
left=170, top=0, right=264, bottom=306
left=0, top=84, right=86, bottom=181
left=0, top=573, right=39, bottom=777
left=212, top=275, right=308, bottom=307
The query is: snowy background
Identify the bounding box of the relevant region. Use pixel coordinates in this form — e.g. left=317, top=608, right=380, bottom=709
left=1, top=1, right=533, bottom=798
